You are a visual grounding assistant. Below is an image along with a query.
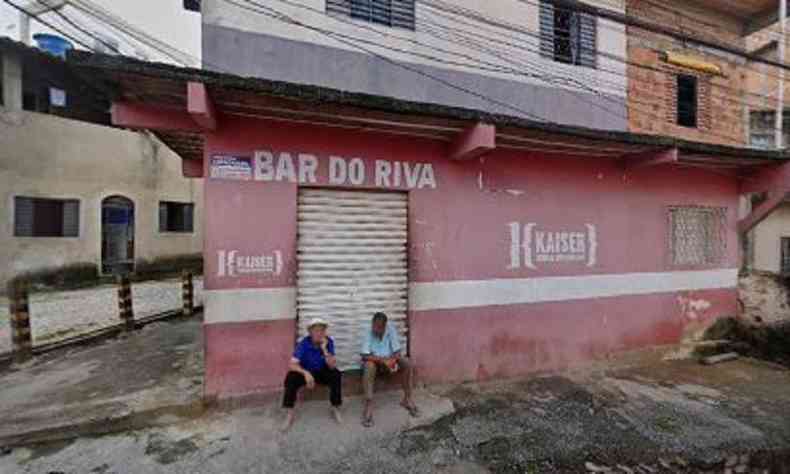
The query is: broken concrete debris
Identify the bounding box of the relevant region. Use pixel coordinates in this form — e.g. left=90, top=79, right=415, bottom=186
left=701, top=352, right=739, bottom=365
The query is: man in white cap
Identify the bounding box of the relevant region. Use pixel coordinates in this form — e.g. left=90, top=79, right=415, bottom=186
left=281, top=318, right=342, bottom=431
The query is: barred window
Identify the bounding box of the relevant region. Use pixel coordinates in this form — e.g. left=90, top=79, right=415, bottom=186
left=539, top=1, right=597, bottom=68
left=14, top=196, right=79, bottom=237
left=159, top=201, right=194, bottom=233
left=782, top=237, right=790, bottom=275
left=668, top=206, right=726, bottom=266
left=327, top=0, right=416, bottom=30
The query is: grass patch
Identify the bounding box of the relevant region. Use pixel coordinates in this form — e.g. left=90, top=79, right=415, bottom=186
left=7, top=262, right=102, bottom=295
left=131, top=253, right=203, bottom=282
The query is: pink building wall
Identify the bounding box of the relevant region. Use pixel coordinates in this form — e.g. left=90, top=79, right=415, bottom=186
left=202, top=115, right=739, bottom=398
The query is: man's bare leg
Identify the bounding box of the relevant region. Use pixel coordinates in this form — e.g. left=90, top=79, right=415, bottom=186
left=399, top=360, right=419, bottom=416
left=281, top=408, right=296, bottom=432
left=362, top=399, right=374, bottom=426
left=331, top=406, right=343, bottom=423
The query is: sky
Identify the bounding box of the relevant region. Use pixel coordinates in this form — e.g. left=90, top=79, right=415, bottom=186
left=0, top=0, right=201, bottom=64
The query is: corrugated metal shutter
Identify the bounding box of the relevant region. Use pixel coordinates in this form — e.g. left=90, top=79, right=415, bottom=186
left=327, top=0, right=415, bottom=30
left=297, top=188, right=409, bottom=370
left=579, top=12, right=597, bottom=69
left=62, top=200, right=80, bottom=237
left=14, top=197, right=34, bottom=237
left=539, top=1, right=554, bottom=59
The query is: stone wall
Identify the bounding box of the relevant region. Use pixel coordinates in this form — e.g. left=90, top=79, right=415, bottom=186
left=738, top=271, right=790, bottom=324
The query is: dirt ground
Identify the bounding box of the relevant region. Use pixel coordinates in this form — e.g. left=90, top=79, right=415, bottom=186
left=3, top=355, right=790, bottom=474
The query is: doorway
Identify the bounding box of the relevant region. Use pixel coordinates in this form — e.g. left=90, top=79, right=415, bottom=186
left=101, top=195, right=135, bottom=275
left=296, top=188, right=409, bottom=370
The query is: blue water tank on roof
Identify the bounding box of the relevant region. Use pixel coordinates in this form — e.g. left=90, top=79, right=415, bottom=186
left=33, top=33, right=74, bottom=59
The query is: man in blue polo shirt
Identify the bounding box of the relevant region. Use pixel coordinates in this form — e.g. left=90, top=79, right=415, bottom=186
left=281, top=318, right=342, bottom=431
left=360, top=312, right=419, bottom=427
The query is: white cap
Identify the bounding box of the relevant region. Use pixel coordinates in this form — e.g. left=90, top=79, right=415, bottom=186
left=307, top=318, right=329, bottom=330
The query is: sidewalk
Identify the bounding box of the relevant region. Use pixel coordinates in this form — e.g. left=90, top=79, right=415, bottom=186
left=0, top=315, right=204, bottom=447
left=2, top=348, right=790, bottom=473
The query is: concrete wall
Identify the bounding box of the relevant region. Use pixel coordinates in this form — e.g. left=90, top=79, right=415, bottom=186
left=0, top=109, right=204, bottom=288
left=201, top=0, right=628, bottom=130
left=751, top=202, right=790, bottom=274
left=201, top=115, right=739, bottom=398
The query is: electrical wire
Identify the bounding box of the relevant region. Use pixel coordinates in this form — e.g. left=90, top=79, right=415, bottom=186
left=229, top=0, right=764, bottom=143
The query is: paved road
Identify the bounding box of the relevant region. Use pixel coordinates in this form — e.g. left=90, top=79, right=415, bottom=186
left=0, top=278, right=204, bottom=353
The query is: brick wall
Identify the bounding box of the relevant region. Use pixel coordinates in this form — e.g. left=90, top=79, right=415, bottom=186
left=626, top=0, right=748, bottom=146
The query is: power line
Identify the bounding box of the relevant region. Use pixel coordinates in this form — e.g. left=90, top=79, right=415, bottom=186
left=236, top=0, right=770, bottom=142
left=2, top=0, right=94, bottom=50
left=221, top=0, right=555, bottom=122
left=49, top=8, right=121, bottom=53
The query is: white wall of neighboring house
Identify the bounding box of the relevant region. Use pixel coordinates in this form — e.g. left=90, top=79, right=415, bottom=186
left=751, top=203, right=790, bottom=275
left=0, top=52, right=203, bottom=288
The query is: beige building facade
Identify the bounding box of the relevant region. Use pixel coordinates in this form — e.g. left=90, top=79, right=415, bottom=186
left=0, top=46, right=203, bottom=289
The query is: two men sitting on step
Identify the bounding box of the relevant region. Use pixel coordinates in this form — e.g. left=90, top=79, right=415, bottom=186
left=280, top=312, right=419, bottom=431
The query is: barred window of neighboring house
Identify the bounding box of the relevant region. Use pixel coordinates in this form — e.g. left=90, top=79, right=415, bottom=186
left=14, top=197, right=80, bottom=237
left=539, top=1, right=597, bottom=68
left=782, top=237, right=790, bottom=275
left=749, top=110, right=790, bottom=149
left=677, top=74, right=698, bottom=128
left=159, top=201, right=194, bottom=233
left=327, top=0, right=416, bottom=30
left=0, top=54, right=4, bottom=107
left=668, top=206, right=726, bottom=266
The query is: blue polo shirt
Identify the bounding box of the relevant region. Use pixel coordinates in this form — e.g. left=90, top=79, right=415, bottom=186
left=293, top=336, right=335, bottom=372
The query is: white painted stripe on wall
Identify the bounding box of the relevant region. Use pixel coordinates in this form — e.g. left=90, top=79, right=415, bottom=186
left=409, top=269, right=738, bottom=312
left=204, top=287, right=296, bottom=324
left=204, top=269, right=738, bottom=323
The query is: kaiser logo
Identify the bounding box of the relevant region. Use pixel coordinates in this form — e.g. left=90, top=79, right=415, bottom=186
left=217, top=250, right=283, bottom=277
left=508, top=222, right=597, bottom=269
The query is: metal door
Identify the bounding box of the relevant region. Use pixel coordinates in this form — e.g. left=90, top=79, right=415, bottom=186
left=101, top=196, right=134, bottom=274
left=296, top=188, right=408, bottom=370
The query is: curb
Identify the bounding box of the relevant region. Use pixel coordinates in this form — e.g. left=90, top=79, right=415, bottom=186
left=0, top=398, right=208, bottom=449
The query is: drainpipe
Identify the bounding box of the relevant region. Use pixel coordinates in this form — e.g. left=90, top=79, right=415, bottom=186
left=776, top=0, right=787, bottom=149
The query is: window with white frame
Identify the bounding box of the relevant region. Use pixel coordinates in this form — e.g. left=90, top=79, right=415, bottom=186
left=327, top=0, right=416, bottom=30
left=668, top=206, right=726, bottom=266
left=539, top=1, right=597, bottom=68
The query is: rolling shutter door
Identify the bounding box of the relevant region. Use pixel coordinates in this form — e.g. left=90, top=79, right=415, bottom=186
left=297, top=188, right=408, bottom=370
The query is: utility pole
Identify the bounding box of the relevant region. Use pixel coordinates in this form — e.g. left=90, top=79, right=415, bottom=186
left=777, top=0, right=787, bottom=149
left=17, top=0, right=199, bottom=67
left=19, top=0, right=66, bottom=45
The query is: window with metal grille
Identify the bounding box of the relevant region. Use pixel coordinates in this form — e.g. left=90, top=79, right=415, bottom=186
left=677, top=74, right=698, bottom=128
left=668, top=206, right=726, bottom=266
left=14, top=196, right=79, bottom=237
left=781, top=238, right=790, bottom=275
left=539, top=1, right=596, bottom=68
left=159, top=202, right=194, bottom=233
left=327, top=0, right=415, bottom=30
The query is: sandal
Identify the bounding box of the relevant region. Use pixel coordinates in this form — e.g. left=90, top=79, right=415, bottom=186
left=400, top=400, right=420, bottom=417
left=362, top=415, right=374, bottom=428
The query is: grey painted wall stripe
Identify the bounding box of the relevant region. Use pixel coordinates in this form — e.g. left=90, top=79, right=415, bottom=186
left=202, top=23, right=628, bottom=131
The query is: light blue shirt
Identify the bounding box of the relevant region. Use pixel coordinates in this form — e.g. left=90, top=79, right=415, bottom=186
left=360, top=323, right=401, bottom=358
